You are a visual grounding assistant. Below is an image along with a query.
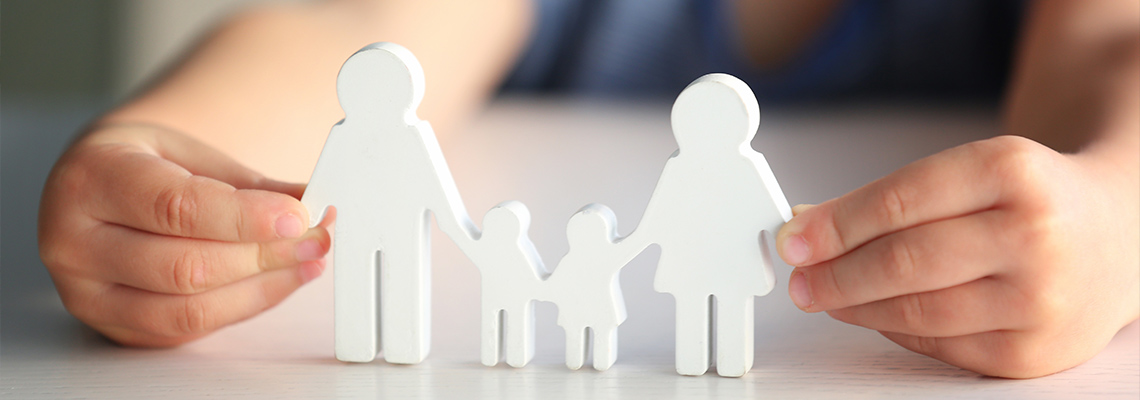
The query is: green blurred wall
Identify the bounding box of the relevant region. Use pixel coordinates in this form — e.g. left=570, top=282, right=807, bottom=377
left=1, top=0, right=119, bottom=96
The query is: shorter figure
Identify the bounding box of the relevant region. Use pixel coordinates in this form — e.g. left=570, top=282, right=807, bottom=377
left=455, top=201, right=548, bottom=368
left=544, top=204, right=648, bottom=371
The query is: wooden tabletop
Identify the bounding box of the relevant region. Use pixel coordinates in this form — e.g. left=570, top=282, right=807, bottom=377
left=3, top=98, right=1137, bottom=399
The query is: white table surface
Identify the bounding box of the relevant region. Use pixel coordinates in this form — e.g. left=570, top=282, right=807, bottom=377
left=2, top=98, right=1137, bottom=399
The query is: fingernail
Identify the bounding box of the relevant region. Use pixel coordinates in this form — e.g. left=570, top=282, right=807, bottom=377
left=276, top=214, right=304, bottom=238
left=298, top=260, right=324, bottom=283
left=296, top=239, right=325, bottom=262
left=789, top=271, right=813, bottom=310
left=783, top=234, right=811, bottom=265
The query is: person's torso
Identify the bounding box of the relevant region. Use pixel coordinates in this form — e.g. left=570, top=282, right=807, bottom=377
left=501, top=0, right=1025, bottom=102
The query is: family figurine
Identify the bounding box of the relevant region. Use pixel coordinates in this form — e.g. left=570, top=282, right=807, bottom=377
left=302, top=43, right=792, bottom=378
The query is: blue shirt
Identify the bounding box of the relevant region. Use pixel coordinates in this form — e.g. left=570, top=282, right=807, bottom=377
left=501, top=0, right=1025, bottom=102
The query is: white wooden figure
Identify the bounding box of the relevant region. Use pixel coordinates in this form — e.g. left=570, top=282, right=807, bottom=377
left=305, top=42, right=791, bottom=376
left=302, top=42, right=476, bottom=364
left=453, top=201, right=547, bottom=368
left=544, top=204, right=646, bottom=371
left=633, top=73, right=792, bottom=377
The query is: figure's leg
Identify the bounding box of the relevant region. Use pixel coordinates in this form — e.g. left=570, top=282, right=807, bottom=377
left=379, top=216, right=432, bottom=364
left=334, top=234, right=379, bottom=362
left=481, top=307, right=503, bottom=366
left=592, top=325, right=619, bottom=371
left=715, top=295, right=755, bottom=377
left=564, top=325, right=587, bottom=370
left=674, top=294, right=712, bottom=376
left=505, top=301, right=535, bottom=368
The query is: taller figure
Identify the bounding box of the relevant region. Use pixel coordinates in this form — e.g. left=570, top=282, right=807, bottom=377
left=302, top=43, right=475, bottom=364
left=636, top=74, right=793, bottom=377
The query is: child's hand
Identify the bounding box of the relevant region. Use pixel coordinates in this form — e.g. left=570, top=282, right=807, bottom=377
left=777, top=135, right=1140, bottom=378
left=38, top=124, right=331, bottom=347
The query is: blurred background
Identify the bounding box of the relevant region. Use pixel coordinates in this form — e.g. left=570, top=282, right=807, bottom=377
left=4, top=0, right=294, bottom=100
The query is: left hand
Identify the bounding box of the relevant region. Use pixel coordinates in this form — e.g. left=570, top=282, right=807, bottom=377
left=776, top=135, right=1140, bottom=378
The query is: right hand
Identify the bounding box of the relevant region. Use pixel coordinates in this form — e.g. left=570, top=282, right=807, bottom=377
left=39, top=123, right=331, bottom=347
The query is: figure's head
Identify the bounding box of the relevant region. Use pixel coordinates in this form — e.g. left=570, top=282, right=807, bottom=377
left=565, top=203, right=618, bottom=247
left=670, top=73, right=760, bottom=153
left=336, top=42, right=426, bottom=124
left=482, top=200, right=532, bottom=239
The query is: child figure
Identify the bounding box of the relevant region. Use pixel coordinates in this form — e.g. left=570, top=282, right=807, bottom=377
left=545, top=204, right=648, bottom=371
left=456, top=201, right=548, bottom=368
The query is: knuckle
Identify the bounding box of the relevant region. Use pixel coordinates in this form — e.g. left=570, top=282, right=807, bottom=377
left=818, top=265, right=846, bottom=306
left=1016, top=210, right=1064, bottom=250
left=174, top=297, right=214, bottom=336
left=877, top=185, right=913, bottom=228
left=1017, top=278, right=1067, bottom=326
left=234, top=201, right=248, bottom=242
left=897, top=293, right=929, bottom=334
left=826, top=203, right=850, bottom=251
left=911, top=335, right=941, bottom=358
left=1005, top=210, right=1066, bottom=275
left=154, top=183, right=198, bottom=237
left=984, top=136, right=1051, bottom=191
left=171, top=247, right=209, bottom=294
left=255, top=242, right=271, bottom=272
left=981, top=135, right=1040, bottom=157
left=883, top=238, right=919, bottom=284
left=53, top=158, right=91, bottom=197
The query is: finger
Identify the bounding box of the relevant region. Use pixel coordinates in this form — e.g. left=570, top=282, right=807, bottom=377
left=130, top=124, right=294, bottom=191
left=94, top=124, right=306, bottom=194
left=94, top=324, right=209, bottom=348
left=160, top=134, right=307, bottom=199
left=879, top=330, right=1048, bottom=378
left=92, top=260, right=326, bottom=339
left=256, top=181, right=307, bottom=200
left=84, top=147, right=309, bottom=242
left=791, top=204, right=816, bottom=217
left=826, top=278, right=1024, bottom=337
left=789, top=211, right=1009, bottom=311
left=78, top=223, right=330, bottom=294
left=776, top=136, right=1034, bottom=266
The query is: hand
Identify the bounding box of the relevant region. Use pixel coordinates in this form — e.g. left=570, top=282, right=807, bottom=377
left=39, top=124, right=332, bottom=347
left=776, top=135, right=1140, bottom=378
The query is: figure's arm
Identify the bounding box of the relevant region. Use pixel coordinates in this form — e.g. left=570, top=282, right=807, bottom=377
left=776, top=0, right=1138, bottom=378
left=299, top=124, right=345, bottom=228
left=752, top=153, right=794, bottom=234
left=431, top=187, right=480, bottom=251
left=610, top=234, right=652, bottom=269
left=418, top=122, right=480, bottom=248
left=38, top=0, right=531, bottom=347
left=622, top=156, right=681, bottom=250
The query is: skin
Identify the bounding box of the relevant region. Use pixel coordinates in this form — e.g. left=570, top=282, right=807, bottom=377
left=37, top=0, right=1138, bottom=378
left=775, top=0, right=1140, bottom=378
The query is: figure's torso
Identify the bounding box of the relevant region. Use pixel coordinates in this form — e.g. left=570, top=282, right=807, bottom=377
left=645, top=154, right=780, bottom=295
